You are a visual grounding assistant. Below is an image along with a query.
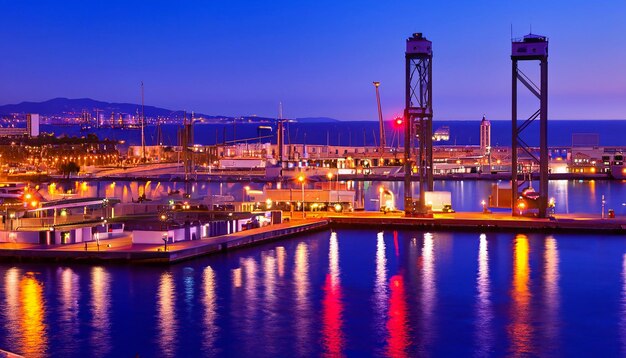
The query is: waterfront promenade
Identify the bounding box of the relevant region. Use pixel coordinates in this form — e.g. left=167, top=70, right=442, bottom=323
left=0, top=211, right=624, bottom=264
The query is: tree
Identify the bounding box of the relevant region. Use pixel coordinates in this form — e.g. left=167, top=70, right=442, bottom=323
left=59, top=161, right=80, bottom=178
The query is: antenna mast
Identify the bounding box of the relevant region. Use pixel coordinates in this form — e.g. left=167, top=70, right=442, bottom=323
left=141, top=81, right=146, bottom=163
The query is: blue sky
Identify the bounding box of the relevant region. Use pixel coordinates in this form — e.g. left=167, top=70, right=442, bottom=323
left=1, top=1, right=625, bottom=120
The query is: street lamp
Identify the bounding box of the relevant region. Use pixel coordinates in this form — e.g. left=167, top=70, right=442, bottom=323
left=298, top=174, right=305, bottom=218
left=159, top=211, right=169, bottom=251
left=481, top=200, right=487, bottom=214
left=327, top=172, right=334, bottom=204
left=517, top=200, right=525, bottom=216
left=243, top=185, right=250, bottom=202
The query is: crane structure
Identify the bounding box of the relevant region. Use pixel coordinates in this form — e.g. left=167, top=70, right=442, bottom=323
left=373, top=81, right=386, bottom=156
left=403, top=33, right=433, bottom=216
left=511, top=34, right=549, bottom=217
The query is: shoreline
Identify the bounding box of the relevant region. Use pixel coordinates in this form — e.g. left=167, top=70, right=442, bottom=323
left=0, top=212, right=624, bottom=265
left=3, top=171, right=618, bottom=183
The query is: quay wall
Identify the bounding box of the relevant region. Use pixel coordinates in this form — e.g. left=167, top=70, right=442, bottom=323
left=327, top=216, right=626, bottom=234
left=1, top=214, right=625, bottom=264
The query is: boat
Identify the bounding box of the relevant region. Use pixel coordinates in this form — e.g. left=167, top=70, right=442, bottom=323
left=0, top=182, right=27, bottom=199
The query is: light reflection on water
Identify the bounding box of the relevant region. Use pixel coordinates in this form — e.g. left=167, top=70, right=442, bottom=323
left=622, top=254, right=626, bottom=356
left=509, top=234, right=533, bottom=356
left=386, top=274, right=408, bottom=358
left=157, top=271, right=177, bottom=358
left=202, top=266, right=218, bottom=356
left=543, top=236, right=560, bottom=355
left=475, top=233, right=493, bottom=357
left=294, top=242, right=311, bottom=357
left=58, top=268, right=80, bottom=356
left=19, top=271, right=48, bottom=358
left=1, top=230, right=626, bottom=356
left=322, top=232, right=344, bottom=356
left=420, top=232, right=436, bottom=353
left=373, top=231, right=388, bottom=348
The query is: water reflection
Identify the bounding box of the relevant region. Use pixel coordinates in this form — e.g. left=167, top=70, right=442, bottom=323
left=543, top=236, right=560, bottom=354
left=276, top=246, right=286, bottom=277
left=58, top=268, right=80, bottom=353
left=509, top=234, right=533, bottom=356
left=421, top=232, right=436, bottom=349
left=184, top=267, right=195, bottom=316
left=3, top=269, right=49, bottom=358
left=322, top=232, right=344, bottom=356
left=232, top=268, right=242, bottom=288
left=374, top=232, right=388, bottom=344
left=202, top=266, right=218, bottom=356
left=553, top=180, right=569, bottom=213
left=294, top=242, right=311, bottom=356
left=386, top=275, right=409, bottom=357
left=475, top=234, right=493, bottom=357
left=157, top=271, right=177, bottom=358
left=90, top=267, right=111, bottom=358
left=262, top=250, right=278, bottom=355
left=622, top=254, right=626, bottom=356
left=4, top=268, right=21, bottom=353
left=242, top=257, right=258, bottom=355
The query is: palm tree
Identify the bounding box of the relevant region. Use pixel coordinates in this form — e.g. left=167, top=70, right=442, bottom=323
left=60, top=161, right=80, bottom=178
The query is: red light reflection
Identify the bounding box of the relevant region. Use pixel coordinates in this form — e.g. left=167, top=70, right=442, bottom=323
left=386, top=275, right=409, bottom=357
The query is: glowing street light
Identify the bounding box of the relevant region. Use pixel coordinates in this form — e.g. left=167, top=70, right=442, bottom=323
left=517, top=200, right=526, bottom=216
left=481, top=200, right=487, bottom=214
left=297, top=174, right=306, bottom=218
left=243, top=185, right=251, bottom=202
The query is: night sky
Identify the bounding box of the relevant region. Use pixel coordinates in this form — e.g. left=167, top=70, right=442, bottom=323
left=1, top=1, right=625, bottom=120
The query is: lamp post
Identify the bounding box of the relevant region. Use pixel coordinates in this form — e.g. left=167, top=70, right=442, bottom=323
left=243, top=185, right=250, bottom=202
left=327, top=172, right=334, bottom=205
left=298, top=174, right=305, bottom=219
left=159, top=211, right=169, bottom=251
left=481, top=200, right=487, bottom=214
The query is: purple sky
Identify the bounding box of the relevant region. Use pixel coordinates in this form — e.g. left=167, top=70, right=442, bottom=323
left=1, top=1, right=625, bottom=120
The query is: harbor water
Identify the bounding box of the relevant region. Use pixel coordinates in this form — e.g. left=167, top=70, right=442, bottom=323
left=1, top=228, right=626, bottom=356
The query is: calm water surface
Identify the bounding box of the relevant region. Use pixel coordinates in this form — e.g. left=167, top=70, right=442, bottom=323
left=1, top=229, right=626, bottom=357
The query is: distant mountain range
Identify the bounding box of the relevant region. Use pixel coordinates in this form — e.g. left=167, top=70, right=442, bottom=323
left=0, top=97, right=344, bottom=123
left=0, top=97, right=222, bottom=119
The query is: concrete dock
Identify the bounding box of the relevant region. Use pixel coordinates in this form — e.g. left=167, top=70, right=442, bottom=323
left=0, top=211, right=624, bottom=264
left=0, top=219, right=329, bottom=264
left=327, top=212, right=626, bottom=233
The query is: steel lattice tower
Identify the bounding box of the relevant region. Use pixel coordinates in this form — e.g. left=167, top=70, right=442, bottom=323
left=511, top=34, right=549, bottom=217
left=404, top=33, right=433, bottom=215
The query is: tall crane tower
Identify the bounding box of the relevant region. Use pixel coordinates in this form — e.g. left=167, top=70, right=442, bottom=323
left=404, top=33, right=433, bottom=215
left=373, top=82, right=386, bottom=156
left=511, top=34, right=549, bottom=217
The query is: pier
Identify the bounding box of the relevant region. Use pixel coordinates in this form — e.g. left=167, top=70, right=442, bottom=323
left=0, top=219, right=328, bottom=264
left=0, top=211, right=624, bottom=264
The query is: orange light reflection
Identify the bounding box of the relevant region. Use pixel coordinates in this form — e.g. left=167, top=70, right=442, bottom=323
left=19, top=272, right=48, bottom=358
left=508, top=234, right=533, bottom=356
